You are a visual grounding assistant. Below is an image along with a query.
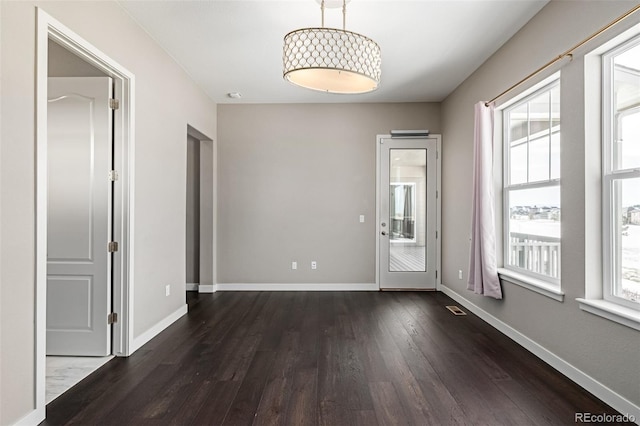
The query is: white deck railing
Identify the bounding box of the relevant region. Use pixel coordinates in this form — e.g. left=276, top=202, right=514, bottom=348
left=509, top=232, right=560, bottom=279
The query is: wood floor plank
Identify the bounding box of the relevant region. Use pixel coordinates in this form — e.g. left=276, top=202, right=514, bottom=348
left=352, top=409, right=379, bottom=426
left=369, top=381, right=411, bottom=426
left=222, top=350, right=278, bottom=425
left=41, top=291, right=626, bottom=426
left=368, top=296, right=451, bottom=425
left=253, top=331, right=302, bottom=425
left=283, top=369, right=318, bottom=426
left=187, top=380, right=242, bottom=426
left=253, top=376, right=291, bottom=426
left=348, top=294, right=393, bottom=383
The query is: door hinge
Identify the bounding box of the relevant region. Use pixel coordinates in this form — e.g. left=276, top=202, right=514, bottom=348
left=108, top=170, right=119, bottom=181
left=435, top=270, right=438, bottom=279
left=436, top=190, right=438, bottom=199
left=107, top=312, right=118, bottom=325
left=108, top=241, right=119, bottom=253
left=109, top=98, right=120, bottom=110
left=436, top=231, right=438, bottom=239
left=436, top=151, right=439, bottom=159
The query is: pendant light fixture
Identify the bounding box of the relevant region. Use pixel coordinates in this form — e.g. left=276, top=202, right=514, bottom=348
left=283, top=0, right=381, bottom=94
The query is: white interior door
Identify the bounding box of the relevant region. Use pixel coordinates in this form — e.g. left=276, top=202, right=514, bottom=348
left=378, top=136, right=439, bottom=290
left=47, top=77, right=113, bottom=356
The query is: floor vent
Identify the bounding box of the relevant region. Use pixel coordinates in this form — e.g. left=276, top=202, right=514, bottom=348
left=446, top=305, right=467, bottom=316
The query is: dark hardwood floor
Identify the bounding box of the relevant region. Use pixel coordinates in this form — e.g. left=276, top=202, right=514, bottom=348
left=42, top=291, right=627, bottom=425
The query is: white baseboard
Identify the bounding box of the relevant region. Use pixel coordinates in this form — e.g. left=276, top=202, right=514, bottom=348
left=186, top=283, right=199, bottom=292
left=131, top=304, right=188, bottom=353
left=14, top=406, right=45, bottom=426
left=440, top=284, right=640, bottom=421
left=198, top=284, right=216, bottom=293
left=215, top=283, right=378, bottom=291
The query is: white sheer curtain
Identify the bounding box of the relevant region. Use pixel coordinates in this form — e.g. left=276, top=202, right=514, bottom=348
left=467, top=101, right=502, bottom=299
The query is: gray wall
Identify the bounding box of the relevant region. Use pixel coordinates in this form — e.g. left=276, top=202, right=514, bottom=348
left=217, top=103, right=440, bottom=284
left=441, top=0, right=640, bottom=409
left=0, top=1, right=216, bottom=423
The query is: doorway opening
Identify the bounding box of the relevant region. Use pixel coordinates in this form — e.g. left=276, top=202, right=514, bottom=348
left=185, top=126, right=216, bottom=293
left=36, top=8, right=135, bottom=417
left=45, top=39, right=115, bottom=403
left=186, top=135, right=201, bottom=291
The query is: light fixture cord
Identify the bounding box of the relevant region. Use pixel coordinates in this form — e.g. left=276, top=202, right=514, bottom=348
left=342, top=0, right=346, bottom=30
left=321, top=0, right=325, bottom=27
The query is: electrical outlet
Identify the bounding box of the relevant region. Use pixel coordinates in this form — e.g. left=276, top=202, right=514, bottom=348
left=292, top=261, right=297, bottom=270
left=311, top=261, right=317, bottom=270
left=458, top=270, right=463, bottom=280
left=165, top=284, right=170, bottom=296
left=359, top=215, right=365, bottom=223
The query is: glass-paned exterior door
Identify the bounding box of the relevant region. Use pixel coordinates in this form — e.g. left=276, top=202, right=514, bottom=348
left=378, top=136, right=439, bottom=289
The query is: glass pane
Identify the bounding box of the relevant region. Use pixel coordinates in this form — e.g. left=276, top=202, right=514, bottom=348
left=550, top=85, right=560, bottom=179
left=618, top=110, right=640, bottom=170
left=528, top=90, right=550, bottom=136
left=389, top=149, right=426, bottom=272
left=550, top=131, right=560, bottom=180
left=615, top=178, right=640, bottom=303
left=507, top=84, right=560, bottom=186
left=613, top=42, right=640, bottom=171
left=550, top=84, right=560, bottom=129
left=509, top=104, right=528, bottom=142
left=529, top=134, right=550, bottom=182
left=508, top=186, right=560, bottom=279
left=510, top=143, right=527, bottom=185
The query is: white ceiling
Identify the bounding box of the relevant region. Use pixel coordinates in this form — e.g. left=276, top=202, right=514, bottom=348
left=117, top=0, right=549, bottom=104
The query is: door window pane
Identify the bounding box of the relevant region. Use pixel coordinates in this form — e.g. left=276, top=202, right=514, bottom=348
left=389, top=149, right=426, bottom=272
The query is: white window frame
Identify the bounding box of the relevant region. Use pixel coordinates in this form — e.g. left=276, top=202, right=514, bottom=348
left=602, top=34, right=640, bottom=311
left=502, top=80, right=561, bottom=288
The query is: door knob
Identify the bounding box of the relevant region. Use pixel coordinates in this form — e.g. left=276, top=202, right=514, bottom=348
left=381, top=231, right=388, bottom=236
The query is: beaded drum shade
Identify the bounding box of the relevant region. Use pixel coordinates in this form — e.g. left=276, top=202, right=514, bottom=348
left=282, top=1, right=381, bottom=94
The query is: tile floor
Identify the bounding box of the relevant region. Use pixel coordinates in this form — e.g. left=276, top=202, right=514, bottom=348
left=46, top=356, right=113, bottom=404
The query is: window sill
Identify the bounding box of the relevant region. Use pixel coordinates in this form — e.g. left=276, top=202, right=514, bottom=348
left=576, top=298, right=640, bottom=331
left=497, top=268, right=564, bottom=302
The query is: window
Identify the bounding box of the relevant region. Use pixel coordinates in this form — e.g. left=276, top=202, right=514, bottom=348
left=503, top=81, right=561, bottom=286
left=603, top=35, right=640, bottom=310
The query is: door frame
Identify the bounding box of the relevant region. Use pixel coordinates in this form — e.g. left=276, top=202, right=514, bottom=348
left=35, top=7, right=135, bottom=413
left=375, top=134, right=442, bottom=290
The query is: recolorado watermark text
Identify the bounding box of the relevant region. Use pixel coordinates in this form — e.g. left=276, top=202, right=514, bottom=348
left=575, top=412, right=635, bottom=423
